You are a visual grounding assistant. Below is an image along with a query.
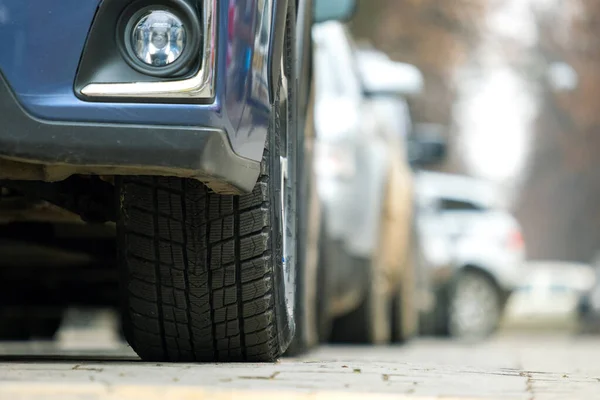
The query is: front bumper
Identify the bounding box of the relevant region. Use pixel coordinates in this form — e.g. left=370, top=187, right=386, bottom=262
left=0, top=73, right=260, bottom=194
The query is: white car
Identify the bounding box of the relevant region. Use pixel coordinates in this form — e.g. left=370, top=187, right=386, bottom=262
left=415, top=171, right=526, bottom=338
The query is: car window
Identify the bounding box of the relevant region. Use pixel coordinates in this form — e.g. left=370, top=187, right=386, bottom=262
left=439, top=198, right=484, bottom=211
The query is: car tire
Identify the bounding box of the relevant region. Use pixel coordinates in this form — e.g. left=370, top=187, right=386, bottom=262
left=285, top=205, right=323, bottom=356
left=285, top=153, right=320, bottom=356
left=447, top=270, right=502, bottom=339
left=329, top=255, right=391, bottom=344
left=116, top=3, right=300, bottom=363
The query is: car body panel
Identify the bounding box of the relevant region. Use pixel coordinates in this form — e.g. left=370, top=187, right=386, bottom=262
left=452, top=211, right=525, bottom=290
left=0, top=0, right=281, bottom=164
left=0, top=73, right=260, bottom=194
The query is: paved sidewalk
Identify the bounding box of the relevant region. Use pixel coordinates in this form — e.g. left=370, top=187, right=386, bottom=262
left=0, top=333, right=599, bottom=399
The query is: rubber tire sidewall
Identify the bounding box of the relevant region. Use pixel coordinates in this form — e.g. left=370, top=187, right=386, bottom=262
left=283, top=0, right=319, bottom=356
left=274, top=0, right=302, bottom=355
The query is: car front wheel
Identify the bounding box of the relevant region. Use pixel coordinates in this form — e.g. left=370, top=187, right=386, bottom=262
left=116, top=4, right=299, bottom=363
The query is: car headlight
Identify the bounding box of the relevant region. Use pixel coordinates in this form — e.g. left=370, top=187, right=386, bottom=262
left=131, top=10, right=186, bottom=67
left=118, top=0, right=202, bottom=77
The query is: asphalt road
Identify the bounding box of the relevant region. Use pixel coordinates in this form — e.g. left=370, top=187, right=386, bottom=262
left=1, top=331, right=600, bottom=400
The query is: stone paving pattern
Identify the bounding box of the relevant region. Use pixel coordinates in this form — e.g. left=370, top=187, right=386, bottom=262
left=1, top=334, right=600, bottom=399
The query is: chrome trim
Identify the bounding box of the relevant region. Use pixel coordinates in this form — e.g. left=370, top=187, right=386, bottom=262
left=81, top=0, right=217, bottom=99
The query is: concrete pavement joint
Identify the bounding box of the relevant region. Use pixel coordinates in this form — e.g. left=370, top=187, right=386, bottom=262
left=2, top=337, right=600, bottom=399
left=520, top=371, right=534, bottom=400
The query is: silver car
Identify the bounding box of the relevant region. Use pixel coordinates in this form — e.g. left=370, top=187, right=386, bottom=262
left=312, top=22, right=440, bottom=344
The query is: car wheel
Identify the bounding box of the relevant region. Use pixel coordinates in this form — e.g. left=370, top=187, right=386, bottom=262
left=284, top=37, right=318, bottom=356
left=116, top=3, right=300, bottom=363
left=285, top=173, right=322, bottom=356
left=448, top=270, right=501, bottom=339
left=329, top=255, right=391, bottom=344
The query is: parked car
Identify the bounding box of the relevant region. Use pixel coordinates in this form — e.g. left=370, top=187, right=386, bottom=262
left=355, top=49, right=448, bottom=336
left=0, top=0, right=356, bottom=362
left=415, top=171, right=526, bottom=339
left=312, top=25, right=443, bottom=344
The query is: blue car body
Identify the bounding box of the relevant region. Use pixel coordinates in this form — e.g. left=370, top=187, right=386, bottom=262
left=0, top=0, right=285, bottom=193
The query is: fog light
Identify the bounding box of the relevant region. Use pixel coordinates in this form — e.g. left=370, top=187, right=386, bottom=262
left=118, top=0, right=202, bottom=77
left=132, top=10, right=186, bottom=67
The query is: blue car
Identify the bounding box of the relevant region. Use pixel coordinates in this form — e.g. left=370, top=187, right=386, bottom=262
left=0, top=0, right=355, bottom=361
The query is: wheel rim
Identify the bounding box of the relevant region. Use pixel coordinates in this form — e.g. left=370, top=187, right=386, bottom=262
left=279, top=46, right=297, bottom=324
left=449, top=273, right=499, bottom=338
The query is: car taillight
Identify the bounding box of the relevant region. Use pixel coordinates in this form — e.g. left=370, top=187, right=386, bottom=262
left=507, top=229, right=525, bottom=250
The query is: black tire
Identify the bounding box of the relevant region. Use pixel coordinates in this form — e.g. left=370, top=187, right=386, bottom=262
left=447, top=270, right=502, bottom=339
left=117, top=4, right=300, bottom=363
left=284, top=183, right=317, bottom=356
left=286, top=200, right=327, bottom=356
left=329, top=256, right=391, bottom=344
left=285, top=211, right=318, bottom=357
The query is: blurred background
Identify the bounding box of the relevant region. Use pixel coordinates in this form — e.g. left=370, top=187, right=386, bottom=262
left=341, top=0, right=600, bottom=335
left=352, top=0, right=595, bottom=262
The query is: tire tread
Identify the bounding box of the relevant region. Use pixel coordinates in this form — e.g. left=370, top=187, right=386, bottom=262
left=119, top=170, right=280, bottom=362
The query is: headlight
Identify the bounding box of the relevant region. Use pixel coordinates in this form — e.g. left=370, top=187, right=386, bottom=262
left=131, top=10, right=186, bottom=67
left=118, top=0, right=202, bottom=77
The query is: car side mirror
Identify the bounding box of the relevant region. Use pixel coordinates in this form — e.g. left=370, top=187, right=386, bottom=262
left=314, top=0, right=357, bottom=23
left=408, top=123, right=448, bottom=167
